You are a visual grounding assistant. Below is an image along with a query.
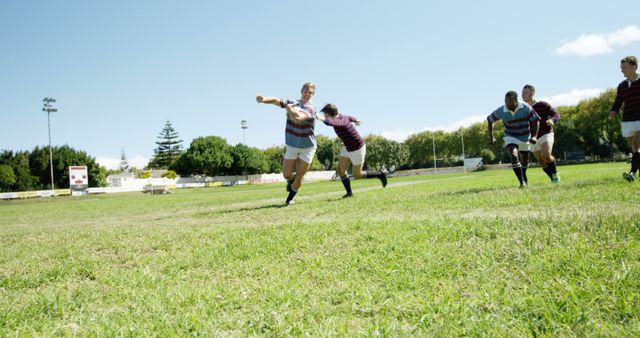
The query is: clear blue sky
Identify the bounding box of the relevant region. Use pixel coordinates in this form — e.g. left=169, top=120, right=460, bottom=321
left=2, top=0, right=639, bottom=169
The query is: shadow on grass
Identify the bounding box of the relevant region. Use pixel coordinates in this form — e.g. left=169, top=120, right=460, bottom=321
left=428, top=175, right=620, bottom=198
left=195, top=202, right=290, bottom=217
left=193, top=194, right=356, bottom=218
left=439, top=187, right=505, bottom=197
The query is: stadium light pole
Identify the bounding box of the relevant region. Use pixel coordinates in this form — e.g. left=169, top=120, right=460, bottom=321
left=42, top=98, right=58, bottom=190
left=460, top=128, right=466, bottom=172
left=241, top=120, right=248, bottom=144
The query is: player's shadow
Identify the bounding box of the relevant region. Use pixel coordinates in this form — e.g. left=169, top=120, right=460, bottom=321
left=442, top=187, right=501, bottom=196
left=221, top=203, right=289, bottom=214
left=325, top=196, right=355, bottom=202
left=195, top=203, right=288, bottom=217
left=221, top=195, right=349, bottom=215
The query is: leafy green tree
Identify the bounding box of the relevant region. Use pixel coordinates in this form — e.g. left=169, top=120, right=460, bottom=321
left=553, top=109, right=585, bottom=160
left=308, top=156, right=327, bottom=171
left=479, top=149, right=496, bottom=164
left=263, top=146, right=285, bottom=173
left=0, top=164, right=16, bottom=192
left=386, top=139, right=410, bottom=170
left=28, top=145, right=107, bottom=189
left=228, top=144, right=269, bottom=175
left=162, top=170, right=177, bottom=179
left=149, top=120, right=183, bottom=169
left=404, top=131, right=431, bottom=167
left=569, top=89, right=621, bottom=159
left=404, top=131, right=449, bottom=167
left=364, top=135, right=409, bottom=170
left=462, top=123, right=488, bottom=158
left=170, top=136, right=233, bottom=176
left=315, top=135, right=339, bottom=170
left=105, top=168, right=120, bottom=176
left=0, top=150, right=39, bottom=191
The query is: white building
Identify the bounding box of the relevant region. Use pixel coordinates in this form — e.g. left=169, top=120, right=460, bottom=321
left=107, top=171, right=136, bottom=188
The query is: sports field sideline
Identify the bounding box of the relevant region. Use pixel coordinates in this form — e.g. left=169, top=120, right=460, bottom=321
left=1, top=163, right=639, bottom=335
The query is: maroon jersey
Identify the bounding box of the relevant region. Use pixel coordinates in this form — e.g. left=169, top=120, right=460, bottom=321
left=323, top=115, right=364, bottom=152
left=532, top=101, right=560, bottom=138
left=611, top=77, right=640, bottom=122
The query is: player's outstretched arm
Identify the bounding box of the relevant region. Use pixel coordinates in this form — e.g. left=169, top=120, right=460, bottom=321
left=256, top=93, right=281, bottom=106
left=348, top=115, right=361, bottom=126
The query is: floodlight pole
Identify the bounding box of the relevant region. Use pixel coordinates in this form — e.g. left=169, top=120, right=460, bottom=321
left=241, top=120, right=248, bottom=144
left=42, top=98, right=58, bottom=190
left=461, top=129, right=466, bottom=172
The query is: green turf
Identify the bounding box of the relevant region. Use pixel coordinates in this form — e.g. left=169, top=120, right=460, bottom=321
left=1, top=163, right=639, bottom=336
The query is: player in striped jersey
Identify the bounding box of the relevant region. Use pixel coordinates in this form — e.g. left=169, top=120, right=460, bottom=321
left=317, top=104, right=387, bottom=197
left=487, top=91, right=540, bottom=188
left=522, top=84, right=561, bottom=183
left=256, top=82, right=317, bottom=205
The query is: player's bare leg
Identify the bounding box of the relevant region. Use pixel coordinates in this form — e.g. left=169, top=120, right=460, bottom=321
left=541, top=142, right=560, bottom=183
left=285, top=159, right=311, bottom=204
left=283, top=158, right=297, bottom=191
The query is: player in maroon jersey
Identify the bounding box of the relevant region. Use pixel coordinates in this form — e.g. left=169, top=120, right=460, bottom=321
left=522, top=84, right=560, bottom=183
left=317, top=104, right=387, bottom=197
left=609, top=56, right=640, bottom=182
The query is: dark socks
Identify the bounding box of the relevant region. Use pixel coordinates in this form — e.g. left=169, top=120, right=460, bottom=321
left=512, top=162, right=524, bottom=184
left=522, top=167, right=528, bottom=184
left=365, top=171, right=381, bottom=178
left=286, top=188, right=297, bottom=204
left=286, top=175, right=296, bottom=192
left=340, top=175, right=353, bottom=196
left=542, top=164, right=553, bottom=179
left=365, top=171, right=388, bottom=187
left=632, top=152, right=640, bottom=175
left=547, top=161, right=557, bottom=174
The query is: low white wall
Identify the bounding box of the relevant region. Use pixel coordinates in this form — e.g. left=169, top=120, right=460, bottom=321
left=113, top=171, right=335, bottom=190
left=1, top=171, right=339, bottom=200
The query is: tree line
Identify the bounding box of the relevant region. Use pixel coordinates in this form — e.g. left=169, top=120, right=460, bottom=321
left=403, top=89, right=625, bottom=167
left=167, top=135, right=408, bottom=177
left=165, top=88, right=623, bottom=175
left=0, top=146, right=107, bottom=192
left=0, top=89, right=629, bottom=192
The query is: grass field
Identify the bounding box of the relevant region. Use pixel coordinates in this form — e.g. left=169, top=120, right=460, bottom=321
left=1, top=163, right=639, bottom=336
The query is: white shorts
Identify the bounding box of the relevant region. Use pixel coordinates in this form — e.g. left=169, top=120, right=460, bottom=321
left=503, top=136, right=530, bottom=152
left=284, top=145, right=317, bottom=164
left=531, top=132, right=554, bottom=152
left=621, top=121, right=640, bottom=138
left=339, top=144, right=366, bottom=166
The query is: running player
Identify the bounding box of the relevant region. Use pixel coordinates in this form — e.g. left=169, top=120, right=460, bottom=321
left=317, top=103, right=387, bottom=197
left=610, top=56, right=640, bottom=182
left=488, top=91, right=540, bottom=188
left=256, top=82, right=317, bottom=204
left=522, top=84, right=561, bottom=183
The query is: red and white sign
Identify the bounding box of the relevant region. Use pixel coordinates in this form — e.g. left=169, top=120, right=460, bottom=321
left=69, top=166, right=89, bottom=192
